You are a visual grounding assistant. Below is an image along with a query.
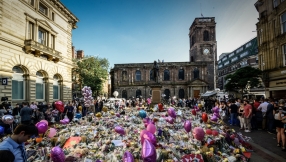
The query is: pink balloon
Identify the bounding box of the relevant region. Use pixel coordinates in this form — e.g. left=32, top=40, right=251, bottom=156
left=48, top=128, right=57, bottom=138
left=212, top=130, right=219, bottom=136
left=146, top=123, right=156, bottom=134
left=40, top=120, right=48, bottom=125
left=123, top=151, right=134, bottom=162
left=214, top=112, right=220, bottom=118
left=141, top=131, right=156, bottom=146
left=212, top=107, right=219, bottom=113
left=167, top=108, right=176, bottom=118
left=116, top=113, right=120, bottom=117
left=60, top=120, right=65, bottom=124
left=51, top=146, right=65, bottom=162
left=140, top=130, right=148, bottom=139
left=143, top=118, right=150, bottom=123
left=211, top=115, right=218, bottom=122
left=141, top=139, right=156, bottom=162
left=184, top=120, right=192, bottom=133
left=63, top=118, right=70, bottom=124
left=115, top=126, right=125, bottom=135
left=166, top=116, right=174, bottom=124
left=36, top=122, right=48, bottom=134
left=192, top=127, right=205, bottom=141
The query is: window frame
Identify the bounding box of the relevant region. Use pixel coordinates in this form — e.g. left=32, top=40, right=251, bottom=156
left=283, top=44, right=286, bottom=66
left=281, top=12, right=286, bottom=34
left=51, top=12, right=55, bottom=21
left=273, top=0, right=278, bottom=8
left=39, top=2, right=48, bottom=16
left=51, top=34, right=55, bottom=49
left=36, top=72, right=45, bottom=101
left=135, top=70, right=141, bottom=81
left=28, top=22, right=34, bottom=40
left=203, top=30, right=209, bottom=41
left=29, top=0, right=35, bottom=6
left=12, top=66, right=25, bottom=100
left=38, top=27, right=47, bottom=46
left=163, top=69, right=170, bottom=81
left=178, top=69, right=184, bottom=80
left=135, top=89, right=142, bottom=98
left=53, top=76, right=60, bottom=100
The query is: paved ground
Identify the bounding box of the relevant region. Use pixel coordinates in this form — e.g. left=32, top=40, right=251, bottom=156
left=229, top=125, right=286, bottom=162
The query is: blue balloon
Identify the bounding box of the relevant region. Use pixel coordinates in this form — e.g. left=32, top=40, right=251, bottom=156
left=76, top=113, right=82, bottom=119
left=0, top=126, right=4, bottom=135
left=139, top=110, right=147, bottom=118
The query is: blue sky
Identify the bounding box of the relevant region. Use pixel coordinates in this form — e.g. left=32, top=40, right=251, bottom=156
left=61, top=0, right=258, bottom=68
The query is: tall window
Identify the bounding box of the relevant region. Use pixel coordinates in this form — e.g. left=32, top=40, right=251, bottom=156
left=28, top=22, right=34, bottom=40
left=164, top=89, right=170, bottom=99
left=51, top=12, right=55, bottom=21
left=282, top=12, right=286, bottom=34
left=192, top=35, right=196, bottom=46
left=135, top=70, right=141, bottom=81
left=150, top=70, right=154, bottom=81
left=51, top=35, right=55, bottom=49
left=53, top=75, right=59, bottom=100
left=39, top=2, right=48, bottom=16
left=273, top=0, right=278, bottom=8
left=179, top=89, right=184, bottom=99
left=203, top=30, right=209, bottom=41
left=12, top=66, right=24, bottom=100
left=136, top=89, right=142, bottom=98
left=283, top=44, right=286, bottom=66
left=38, top=27, right=47, bottom=45
left=29, top=0, right=34, bottom=6
left=36, top=71, right=44, bottom=100
left=122, top=90, right=127, bottom=99
left=122, top=71, right=127, bottom=81
left=193, top=68, right=199, bottom=79
left=178, top=69, right=184, bottom=80
left=164, top=69, right=170, bottom=81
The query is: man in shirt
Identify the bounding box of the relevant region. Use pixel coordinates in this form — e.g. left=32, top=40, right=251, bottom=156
left=258, top=99, right=269, bottom=130
left=0, top=124, right=38, bottom=162
left=266, top=99, right=275, bottom=134
left=20, top=102, right=33, bottom=125
left=229, top=99, right=238, bottom=126
left=244, top=100, right=253, bottom=132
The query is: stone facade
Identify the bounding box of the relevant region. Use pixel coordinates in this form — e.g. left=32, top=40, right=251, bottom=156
left=110, top=17, right=217, bottom=100
left=255, top=0, right=286, bottom=98
left=0, top=0, right=78, bottom=104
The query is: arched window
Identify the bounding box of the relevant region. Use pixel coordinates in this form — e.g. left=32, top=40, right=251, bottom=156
left=193, top=68, right=199, bottom=79
left=122, top=71, right=127, bottom=81
left=122, top=90, right=127, bottom=99
left=164, top=89, right=170, bottom=99
left=12, top=66, right=24, bottom=100
left=135, top=70, right=141, bottom=81
left=164, top=69, right=170, bottom=81
left=192, top=35, right=196, bottom=46
left=178, top=69, right=184, bottom=80
left=150, top=70, right=154, bottom=81
left=191, top=56, right=194, bottom=62
left=136, top=89, right=142, bottom=98
left=53, top=75, right=60, bottom=100
left=179, top=89, right=184, bottom=99
left=203, top=30, right=209, bottom=41
left=36, top=71, right=44, bottom=100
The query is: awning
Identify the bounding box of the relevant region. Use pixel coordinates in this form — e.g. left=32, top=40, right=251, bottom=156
left=201, top=91, right=217, bottom=97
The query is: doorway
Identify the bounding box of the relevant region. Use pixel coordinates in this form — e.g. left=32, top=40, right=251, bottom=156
left=193, top=90, right=200, bottom=98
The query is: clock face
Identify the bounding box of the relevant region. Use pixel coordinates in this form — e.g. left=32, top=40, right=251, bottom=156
left=203, top=48, right=210, bottom=55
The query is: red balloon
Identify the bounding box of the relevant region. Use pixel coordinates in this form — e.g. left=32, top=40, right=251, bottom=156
left=191, top=109, right=196, bottom=116
left=55, top=101, right=64, bottom=113
left=202, top=113, right=208, bottom=123
left=212, top=130, right=219, bottom=136
left=205, top=129, right=212, bottom=135
left=158, top=103, right=163, bottom=111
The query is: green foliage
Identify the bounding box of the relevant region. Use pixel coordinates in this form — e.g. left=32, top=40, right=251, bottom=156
left=224, top=66, right=262, bottom=93
left=74, top=56, right=109, bottom=96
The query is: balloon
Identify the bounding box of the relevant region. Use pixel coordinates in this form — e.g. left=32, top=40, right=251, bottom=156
left=60, top=120, right=66, bottom=124
left=2, top=115, right=14, bottom=124
left=211, top=115, right=218, bottom=122
left=139, top=110, right=147, bottom=118
left=184, top=120, right=192, bottom=133
left=191, top=109, right=196, bottom=116
left=146, top=123, right=156, bottom=134
left=202, top=113, right=208, bottom=123
left=123, top=151, right=134, bottom=162
left=192, top=127, right=205, bottom=141
left=143, top=117, right=150, bottom=123
left=212, top=130, right=219, bottom=136
left=0, top=126, right=4, bottom=135
left=63, top=118, right=70, bottom=124
left=167, top=108, right=176, bottom=118
left=205, top=129, right=212, bottom=135
left=158, top=103, right=163, bottom=111
left=40, top=120, right=48, bottom=125
left=141, top=139, right=156, bottom=162
left=35, top=137, right=43, bottom=143
left=141, top=131, right=156, bottom=146
left=157, top=128, right=163, bottom=136
left=140, top=130, right=148, bottom=139
left=55, top=101, right=64, bottom=113
left=47, top=128, right=57, bottom=138
left=36, top=122, right=48, bottom=134
left=102, top=107, right=108, bottom=112
left=166, top=116, right=174, bottom=124
left=198, top=104, right=202, bottom=108
left=51, top=146, right=65, bottom=162
left=116, top=113, right=120, bottom=117
left=76, top=113, right=82, bottom=119
left=115, top=126, right=125, bottom=135
left=96, top=113, right=102, bottom=118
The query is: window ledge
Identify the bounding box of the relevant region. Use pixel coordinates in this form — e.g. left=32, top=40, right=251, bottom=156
left=24, top=39, right=62, bottom=63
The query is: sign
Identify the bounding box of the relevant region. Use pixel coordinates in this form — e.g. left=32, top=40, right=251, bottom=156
left=1, top=78, right=8, bottom=85
left=269, top=79, right=286, bottom=87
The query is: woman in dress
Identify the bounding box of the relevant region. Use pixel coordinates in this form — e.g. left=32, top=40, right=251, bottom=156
left=238, top=104, right=245, bottom=130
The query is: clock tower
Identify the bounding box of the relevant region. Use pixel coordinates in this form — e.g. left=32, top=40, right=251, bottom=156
left=189, top=17, right=217, bottom=89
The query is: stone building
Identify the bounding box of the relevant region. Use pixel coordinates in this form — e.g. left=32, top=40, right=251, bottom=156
left=0, top=0, right=78, bottom=104
left=255, top=0, right=286, bottom=98
left=110, top=17, right=217, bottom=100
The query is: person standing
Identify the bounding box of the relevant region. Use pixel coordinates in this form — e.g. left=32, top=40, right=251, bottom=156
left=243, top=100, right=253, bottom=132
left=266, top=99, right=275, bottom=134
left=274, top=99, right=286, bottom=150
left=20, top=102, right=33, bottom=125
left=229, top=99, right=238, bottom=126
left=238, top=104, right=245, bottom=130
left=64, top=103, right=74, bottom=122
left=258, top=99, right=269, bottom=130
left=0, top=124, right=38, bottom=162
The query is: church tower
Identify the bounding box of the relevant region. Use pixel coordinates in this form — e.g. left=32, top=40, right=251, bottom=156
left=189, top=17, right=217, bottom=89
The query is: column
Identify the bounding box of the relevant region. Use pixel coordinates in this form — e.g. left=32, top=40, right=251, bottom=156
left=28, top=75, right=36, bottom=104
left=190, top=86, right=193, bottom=98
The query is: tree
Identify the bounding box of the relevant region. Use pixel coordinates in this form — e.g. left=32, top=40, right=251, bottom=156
left=224, top=66, right=262, bottom=97
left=74, top=56, right=109, bottom=96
